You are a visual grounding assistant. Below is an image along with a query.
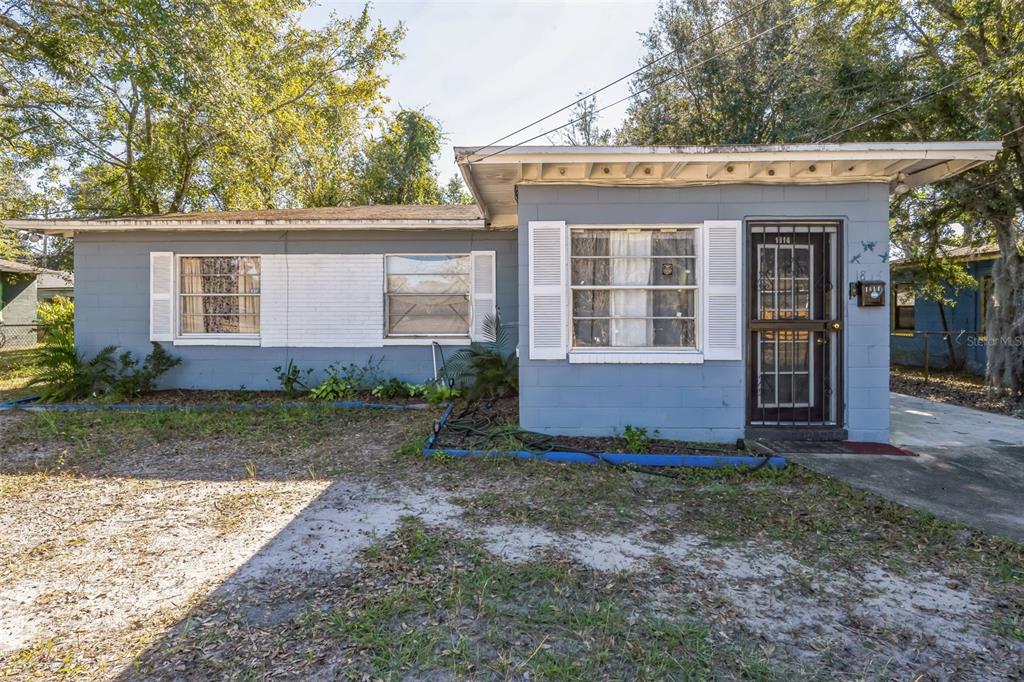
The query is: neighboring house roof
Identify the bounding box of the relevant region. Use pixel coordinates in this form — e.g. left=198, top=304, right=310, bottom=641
left=0, top=258, right=42, bottom=275
left=36, top=271, right=74, bottom=289
left=456, top=141, right=1002, bottom=226
left=0, top=258, right=64, bottom=277
left=892, top=243, right=1001, bottom=266
left=6, top=204, right=485, bottom=236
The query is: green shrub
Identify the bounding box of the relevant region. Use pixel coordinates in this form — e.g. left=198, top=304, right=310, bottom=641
left=444, top=313, right=518, bottom=401
left=422, top=381, right=461, bottom=406
left=620, top=424, right=658, bottom=453
left=37, top=295, right=74, bottom=336
left=109, top=343, right=182, bottom=399
left=28, top=335, right=180, bottom=403
left=371, top=377, right=410, bottom=400
left=310, top=375, right=357, bottom=401
left=334, top=356, right=383, bottom=389
left=273, top=359, right=312, bottom=396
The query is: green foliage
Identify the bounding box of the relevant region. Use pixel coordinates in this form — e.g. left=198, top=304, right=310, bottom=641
left=310, top=375, right=358, bottom=401
left=371, top=377, right=418, bottom=400
left=109, top=343, right=182, bottom=399
left=334, top=356, right=383, bottom=389
left=36, top=295, right=74, bottom=335
left=440, top=176, right=474, bottom=205
left=28, top=332, right=180, bottom=403
left=351, top=110, right=445, bottom=205
left=0, top=228, right=29, bottom=263
left=619, top=424, right=658, bottom=453
left=309, top=358, right=383, bottom=401
left=422, top=381, right=461, bottom=406
left=618, top=0, right=896, bottom=146
left=444, top=313, right=518, bottom=401
left=555, top=93, right=612, bottom=145
left=2, top=1, right=405, bottom=215
left=273, top=360, right=313, bottom=396
left=396, top=433, right=428, bottom=457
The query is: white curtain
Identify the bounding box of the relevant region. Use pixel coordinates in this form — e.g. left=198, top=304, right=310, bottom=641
left=610, top=231, right=652, bottom=346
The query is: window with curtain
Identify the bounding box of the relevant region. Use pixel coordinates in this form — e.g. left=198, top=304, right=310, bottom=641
left=385, top=255, right=470, bottom=336
left=179, top=256, right=261, bottom=335
left=571, top=227, right=698, bottom=349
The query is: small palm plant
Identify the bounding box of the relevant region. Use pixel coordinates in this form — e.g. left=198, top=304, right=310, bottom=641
left=445, top=313, right=518, bottom=402
left=27, top=324, right=118, bottom=402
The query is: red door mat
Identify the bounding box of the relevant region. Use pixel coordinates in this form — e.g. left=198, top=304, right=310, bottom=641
left=759, top=441, right=918, bottom=456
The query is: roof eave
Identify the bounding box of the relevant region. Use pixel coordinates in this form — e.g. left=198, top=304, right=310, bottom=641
left=454, top=141, right=1004, bottom=163
left=4, top=218, right=491, bottom=237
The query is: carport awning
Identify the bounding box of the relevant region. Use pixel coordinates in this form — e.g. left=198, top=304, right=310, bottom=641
left=455, top=142, right=1002, bottom=227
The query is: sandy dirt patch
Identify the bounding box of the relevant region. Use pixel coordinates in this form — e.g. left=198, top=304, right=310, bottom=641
left=0, top=407, right=1021, bottom=680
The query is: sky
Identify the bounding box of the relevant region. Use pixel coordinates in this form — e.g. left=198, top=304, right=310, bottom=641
left=304, top=0, right=660, bottom=181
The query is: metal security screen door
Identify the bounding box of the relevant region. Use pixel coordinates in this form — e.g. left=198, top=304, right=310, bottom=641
left=747, top=222, right=842, bottom=426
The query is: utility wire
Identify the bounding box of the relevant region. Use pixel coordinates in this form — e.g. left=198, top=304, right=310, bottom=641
left=468, top=0, right=834, bottom=163
left=814, top=54, right=1022, bottom=142
left=463, top=0, right=777, bottom=156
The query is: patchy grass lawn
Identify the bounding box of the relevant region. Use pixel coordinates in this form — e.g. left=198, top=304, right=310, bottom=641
left=0, top=348, right=38, bottom=401
left=1, top=406, right=1022, bottom=680
left=892, top=364, right=1023, bottom=418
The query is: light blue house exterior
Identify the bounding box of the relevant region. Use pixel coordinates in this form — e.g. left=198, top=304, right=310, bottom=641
left=21, top=142, right=1000, bottom=444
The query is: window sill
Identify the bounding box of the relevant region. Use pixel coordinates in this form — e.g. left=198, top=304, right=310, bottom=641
left=173, top=336, right=261, bottom=347
left=382, top=338, right=472, bottom=347
left=568, top=350, right=704, bottom=364
left=890, top=331, right=914, bottom=337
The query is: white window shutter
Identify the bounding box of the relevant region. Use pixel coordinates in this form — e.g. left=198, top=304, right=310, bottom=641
left=149, top=251, right=174, bottom=341
left=528, top=220, right=568, bottom=360
left=470, top=250, right=497, bottom=342
left=702, top=220, right=742, bottom=360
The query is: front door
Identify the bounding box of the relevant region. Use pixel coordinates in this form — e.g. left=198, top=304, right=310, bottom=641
left=747, top=222, right=842, bottom=426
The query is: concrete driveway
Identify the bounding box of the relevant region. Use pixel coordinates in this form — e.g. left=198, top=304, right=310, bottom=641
left=792, top=393, right=1024, bottom=542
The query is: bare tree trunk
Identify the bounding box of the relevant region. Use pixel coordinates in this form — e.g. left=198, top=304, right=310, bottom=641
left=936, top=301, right=962, bottom=371
left=985, top=218, right=1024, bottom=400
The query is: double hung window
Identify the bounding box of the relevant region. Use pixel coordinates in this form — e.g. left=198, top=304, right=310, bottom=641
left=570, top=227, right=698, bottom=349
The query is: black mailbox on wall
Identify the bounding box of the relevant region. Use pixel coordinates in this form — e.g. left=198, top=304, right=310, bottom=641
left=855, top=281, right=886, bottom=307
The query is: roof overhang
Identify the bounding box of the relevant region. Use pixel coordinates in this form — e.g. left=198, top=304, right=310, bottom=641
left=456, top=142, right=1002, bottom=228
left=4, top=217, right=490, bottom=238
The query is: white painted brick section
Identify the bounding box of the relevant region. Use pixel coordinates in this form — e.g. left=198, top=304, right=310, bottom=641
left=261, top=254, right=384, bottom=348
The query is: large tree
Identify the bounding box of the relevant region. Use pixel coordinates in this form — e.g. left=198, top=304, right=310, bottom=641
left=618, top=0, right=905, bottom=145
left=832, top=0, right=1024, bottom=397
left=1, top=0, right=404, bottom=215
left=350, top=109, right=445, bottom=205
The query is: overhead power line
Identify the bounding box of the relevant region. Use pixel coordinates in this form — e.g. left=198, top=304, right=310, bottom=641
left=468, top=0, right=835, bottom=163
left=814, top=54, right=1022, bottom=142
left=463, top=0, right=777, bottom=157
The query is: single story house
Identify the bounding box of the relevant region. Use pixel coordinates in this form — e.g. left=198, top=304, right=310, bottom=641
left=36, top=270, right=75, bottom=302
left=890, top=243, right=999, bottom=375
left=12, top=142, right=1000, bottom=443
left=0, top=258, right=68, bottom=348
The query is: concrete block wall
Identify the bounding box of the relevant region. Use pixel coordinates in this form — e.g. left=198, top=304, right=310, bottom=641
left=518, top=183, right=892, bottom=443
left=74, top=229, right=517, bottom=389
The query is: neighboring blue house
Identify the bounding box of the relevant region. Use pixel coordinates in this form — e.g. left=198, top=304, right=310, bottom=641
left=889, top=244, right=998, bottom=375
left=0, top=258, right=68, bottom=349
left=14, top=141, right=1000, bottom=444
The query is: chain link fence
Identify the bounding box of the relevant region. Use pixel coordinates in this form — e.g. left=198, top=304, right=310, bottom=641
left=0, top=324, right=40, bottom=351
